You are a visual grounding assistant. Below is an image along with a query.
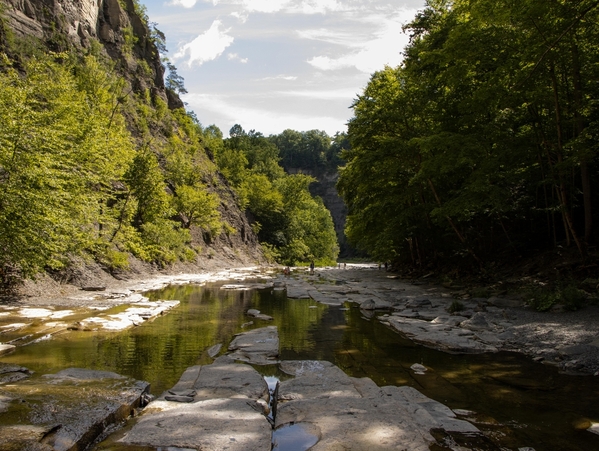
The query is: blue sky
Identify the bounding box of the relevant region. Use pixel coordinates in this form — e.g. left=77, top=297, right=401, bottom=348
left=142, top=0, right=426, bottom=137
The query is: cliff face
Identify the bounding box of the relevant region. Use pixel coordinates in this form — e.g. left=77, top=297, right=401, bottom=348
left=0, top=0, right=264, bottom=277
left=2, top=0, right=169, bottom=100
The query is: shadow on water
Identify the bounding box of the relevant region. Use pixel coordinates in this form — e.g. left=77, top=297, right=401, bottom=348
left=1, top=281, right=598, bottom=450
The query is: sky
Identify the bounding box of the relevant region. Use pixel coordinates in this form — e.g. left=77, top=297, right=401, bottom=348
left=142, top=0, right=426, bottom=137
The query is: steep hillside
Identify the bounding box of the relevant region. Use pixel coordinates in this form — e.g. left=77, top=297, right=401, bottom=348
left=0, top=0, right=264, bottom=292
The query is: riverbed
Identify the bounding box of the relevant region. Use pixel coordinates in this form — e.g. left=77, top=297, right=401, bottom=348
left=1, top=266, right=598, bottom=450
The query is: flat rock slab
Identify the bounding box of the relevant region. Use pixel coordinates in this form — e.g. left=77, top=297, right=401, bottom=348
left=129, top=356, right=271, bottom=450
left=384, top=316, right=498, bottom=354
left=276, top=360, right=480, bottom=451
left=0, top=344, right=16, bottom=356
left=76, top=300, right=180, bottom=331
left=228, top=326, right=280, bottom=364
left=0, top=368, right=149, bottom=451
left=120, top=398, right=272, bottom=451
left=193, top=356, right=269, bottom=401
left=279, top=360, right=362, bottom=400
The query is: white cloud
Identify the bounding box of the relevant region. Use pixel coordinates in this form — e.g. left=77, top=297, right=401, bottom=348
left=183, top=92, right=347, bottom=136
left=228, top=52, right=249, bottom=63
left=169, top=0, right=198, bottom=7
left=174, top=20, right=234, bottom=66
left=210, top=0, right=345, bottom=14
left=277, top=88, right=357, bottom=99
left=305, top=11, right=413, bottom=73
left=259, top=75, right=298, bottom=81
left=241, top=0, right=292, bottom=13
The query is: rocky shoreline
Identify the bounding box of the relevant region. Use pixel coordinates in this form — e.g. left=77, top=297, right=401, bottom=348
left=1, top=263, right=598, bottom=450
left=3, top=263, right=598, bottom=373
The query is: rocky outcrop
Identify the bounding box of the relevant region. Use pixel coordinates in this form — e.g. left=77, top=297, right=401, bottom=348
left=118, top=340, right=483, bottom=450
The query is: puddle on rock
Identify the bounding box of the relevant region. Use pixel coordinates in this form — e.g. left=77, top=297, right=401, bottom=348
left=272, top=423, right=320, bottom=451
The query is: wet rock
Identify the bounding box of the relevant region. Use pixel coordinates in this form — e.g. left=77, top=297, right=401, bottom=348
left=411, top=363, right=427, bottom=374
left=0, top=368, right=149, bottom=451
left=228, top=326, right=280, bottom=365
left=276, top=360, right=480, bottom=450
left=385, top=316, right=498, bottom=354
left=207, top=343, right=222, bottom=357
left=360, top=299, right=376, bottom=310
left=0, top=363, right=31, bottom=384
left=164, top=394, right=195, bottom=402
left=246, top=309, right=273, bottom=321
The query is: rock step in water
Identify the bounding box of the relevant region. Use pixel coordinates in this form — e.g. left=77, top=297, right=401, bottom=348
left=120, top=327, right=484, bottom=451
left=0, top=367, right=149, bottom=451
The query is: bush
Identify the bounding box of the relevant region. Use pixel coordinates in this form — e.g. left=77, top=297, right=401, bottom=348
left=526, top=287, right=557, bottom=312
left=447, top=300, right=464, bottom=313
left=560, top=285, right=587, bottom=311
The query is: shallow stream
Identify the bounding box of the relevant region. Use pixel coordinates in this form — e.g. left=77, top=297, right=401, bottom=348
left=1, top=279, right=598, bottom=450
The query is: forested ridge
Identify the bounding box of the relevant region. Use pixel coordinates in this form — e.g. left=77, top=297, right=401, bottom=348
left=0, top=0, right=340, bottom=291
left=339, top=0, right=599, bottom=288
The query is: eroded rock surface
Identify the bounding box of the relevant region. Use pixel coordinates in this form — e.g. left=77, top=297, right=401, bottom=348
left=276, top=360, right=481, bottom=451
left=0, top=367, right=149, bottom=451
left=228, top=325, right=280, bottom=365
left=121, top=355, right=271, bottom=451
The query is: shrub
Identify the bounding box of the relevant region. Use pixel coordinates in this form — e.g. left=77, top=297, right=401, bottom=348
left=447, top=300, right=464, bottom=313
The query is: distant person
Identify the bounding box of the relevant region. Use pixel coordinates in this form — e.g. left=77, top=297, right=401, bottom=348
left=310, top=261, right=315, bottom=274
left=343, top=263, right=346, bottom=269
left=384, top=262, right=388, bottom=271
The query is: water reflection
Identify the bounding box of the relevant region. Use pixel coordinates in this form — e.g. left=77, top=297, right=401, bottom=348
left=1, top=281, right=598, bottom=450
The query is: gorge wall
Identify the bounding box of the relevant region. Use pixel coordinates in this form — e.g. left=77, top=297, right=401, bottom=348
left=0, top=0, right=264, bottom=290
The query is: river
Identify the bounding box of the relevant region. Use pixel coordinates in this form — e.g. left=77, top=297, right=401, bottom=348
left=1, top=271, right=598, bottom=450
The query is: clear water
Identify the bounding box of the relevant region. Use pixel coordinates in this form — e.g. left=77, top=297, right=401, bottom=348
left=1, top=280, right=598, bottom=450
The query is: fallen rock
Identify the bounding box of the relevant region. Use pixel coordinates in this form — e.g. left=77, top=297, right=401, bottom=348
left=460, top=312, right=491, bottom=331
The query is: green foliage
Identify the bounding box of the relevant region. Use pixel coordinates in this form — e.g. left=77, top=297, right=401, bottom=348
left=526, top=287, right=558, bottom=312
left=447, top=300, right=464, bottom=313
left=0, top=51, right=135, bottom=281
left=269, top=129, right=345, bottom=174
left=338, top=0, right=599, bottom=269
left=173, top=184, right=222, bottom=235
left=0, top=30, right=228, bottom=288
left=215, top=124, right=339, bottom=265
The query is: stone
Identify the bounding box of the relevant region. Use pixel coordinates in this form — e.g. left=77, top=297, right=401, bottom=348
left=460, top=312, right=490, bottom=331
left=207, top=343, right=222, bottom=357
left=120, top=398, right=272, bottom=451
left=193, top=356, right=269, bottom=401
left=557, top=344, right=595, bottom=356
left=228, top=326, right=280, bottom=365
left=411, top=363, right=427, bottom=374
left=0, top=344, right=16, bottom=357
left=0, top=368, right=148, bottom=451
left=360, top=299, right=376, bottom=310
left=276, top=360, right=481, bottom=450
left=384, top=316, right=498, bottom=354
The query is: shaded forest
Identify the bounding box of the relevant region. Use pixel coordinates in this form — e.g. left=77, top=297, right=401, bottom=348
left=338, top=0, right=599, bottom=284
